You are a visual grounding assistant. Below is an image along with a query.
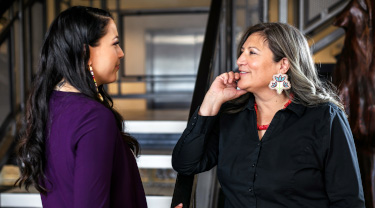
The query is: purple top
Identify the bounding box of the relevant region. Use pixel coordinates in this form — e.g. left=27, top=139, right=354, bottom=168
left=41, top=91, right=147, bottom=208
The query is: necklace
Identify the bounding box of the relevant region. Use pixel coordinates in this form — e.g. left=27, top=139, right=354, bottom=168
left=254, top=99, right=292, bottom=131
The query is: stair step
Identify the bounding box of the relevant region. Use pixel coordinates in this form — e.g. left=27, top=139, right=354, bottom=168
left=0, top=193, right=172, bottom=208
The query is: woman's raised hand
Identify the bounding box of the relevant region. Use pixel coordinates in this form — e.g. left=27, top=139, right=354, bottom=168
left=199, top=71, right=247, bottom=116
left=174, top=203, right=183, bottom=208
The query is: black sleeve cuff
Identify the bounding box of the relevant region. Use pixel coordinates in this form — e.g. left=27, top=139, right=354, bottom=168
left=185, top=106, right=218, bottom=135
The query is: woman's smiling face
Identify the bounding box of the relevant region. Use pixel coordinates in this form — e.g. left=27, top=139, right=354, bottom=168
left=89, top=19, right=124, bottom=86
left=236, top=32, right=280, bottom=94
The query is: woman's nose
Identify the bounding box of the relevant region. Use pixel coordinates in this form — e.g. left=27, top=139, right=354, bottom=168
left=236, top=53, right=246, bottom=66
left=119, top=47, right=125, bottom=59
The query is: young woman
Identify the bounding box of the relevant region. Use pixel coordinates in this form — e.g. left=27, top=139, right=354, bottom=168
left=172, top=22, right=365, bottom=208
left=16, top=6, right=147, bottom=207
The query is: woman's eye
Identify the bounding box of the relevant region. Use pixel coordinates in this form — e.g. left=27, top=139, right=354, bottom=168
left=113, top=41, right=120, bottom=46
left=250, top=51, right=256, bottom=55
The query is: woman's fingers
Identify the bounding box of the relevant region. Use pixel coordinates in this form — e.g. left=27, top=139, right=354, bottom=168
left=175, top=203, right=183, bottom=208
left=218, top=71, right=240, bottom=85
left=234, top=72, right=240, bottom=80
left=219, top=72, right=228, bottom=84
left=227, top=71, right=235, bottom=84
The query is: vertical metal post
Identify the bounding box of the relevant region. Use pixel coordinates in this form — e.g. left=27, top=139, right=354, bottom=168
left=219, top=7, right=224, bottom=74
left=27, top=5, right=33, bottom=89
left=232, top=0, right=237, bottom=67
left=42, top=0, right=47, bottom=37
left=226, top=0, right=233, bottom=71
left=55, top=0, right=60, bottom=16
left=171, top=1, right=224, bottom=207
left=19, top=0, right=26, bottom=110
left=245, top=0, right=250, bottom=28
left=298, top=0, right=304, bottom=32
left=149, top=33, right=155, bottom=109
left=233, top=0, right=238, bottom=69
left=262, top=0, right=269, bottom=22
left=115, top=0, right=122, bottom=96
left=9, top=6, right=15, bottom=113
left=278, top=0, right=288, bottom=23
left=101, top=0, right=106, bottom=9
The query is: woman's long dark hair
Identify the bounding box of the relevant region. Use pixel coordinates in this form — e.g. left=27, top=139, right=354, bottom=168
left=15, top=6, right=140, bottom=194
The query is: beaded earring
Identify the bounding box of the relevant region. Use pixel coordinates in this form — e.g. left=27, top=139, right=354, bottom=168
left=89, top=65, right=103, bottom=101
left=268, top=73, right=291, bottom=94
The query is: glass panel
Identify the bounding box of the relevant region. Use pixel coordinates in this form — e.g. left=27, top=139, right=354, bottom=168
left=122, top=13, right=208, bottom=199
left=123, top=14, right=207, bottom=109
left=141, top=168, right=177, bottom=196
left=0, top=39, right=10, bottom=125
left=124, top=14, right=208, bottom=76
left=147, top=31, right=203, bottom=92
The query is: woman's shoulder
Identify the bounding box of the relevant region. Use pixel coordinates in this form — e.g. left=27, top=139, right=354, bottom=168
left=306, top=102, right=345, bottom=118
left=51, top=91, right=114, bottom=122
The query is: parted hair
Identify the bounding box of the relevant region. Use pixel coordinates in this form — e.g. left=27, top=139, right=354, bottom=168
left=225, top=22, right=344, bottom=113
left=15, top=6, right=140, bottom=194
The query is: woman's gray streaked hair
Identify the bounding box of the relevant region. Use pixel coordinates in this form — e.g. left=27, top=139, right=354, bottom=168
left=225, top=22, right=344, bottom=113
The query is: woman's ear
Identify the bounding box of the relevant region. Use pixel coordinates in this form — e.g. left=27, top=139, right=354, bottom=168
left=85, top=44, right=92, bottom=66
left=280, top=58, right=290, bottom=74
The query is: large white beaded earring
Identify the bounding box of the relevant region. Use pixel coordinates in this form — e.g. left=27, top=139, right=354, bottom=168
left=268, top=73, right=291, bottom=94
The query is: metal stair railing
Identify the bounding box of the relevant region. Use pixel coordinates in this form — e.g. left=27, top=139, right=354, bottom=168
left=170, top=0, right=225, bottom=207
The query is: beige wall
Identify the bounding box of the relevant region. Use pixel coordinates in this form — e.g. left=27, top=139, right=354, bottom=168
left=112, top=14, right=207, bottom=110
left=108, top=83, right=147, bottom=111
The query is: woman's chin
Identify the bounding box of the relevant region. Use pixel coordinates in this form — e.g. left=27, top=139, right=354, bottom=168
left=237, top=81, right=247, bottom=90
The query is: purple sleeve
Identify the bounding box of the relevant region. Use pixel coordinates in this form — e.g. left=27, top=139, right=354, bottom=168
left=72, top=106, right=118, bottom=208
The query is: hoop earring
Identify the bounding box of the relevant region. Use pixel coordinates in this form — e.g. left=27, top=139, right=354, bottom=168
left=89, top=65, right=103, bottom=101
left=268, top=73, right=291, bottom=94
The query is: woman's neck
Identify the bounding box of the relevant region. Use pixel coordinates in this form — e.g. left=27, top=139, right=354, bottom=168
left=54, top=79, right=80, bottom=93
left=253, top=93, right=290, bottom=124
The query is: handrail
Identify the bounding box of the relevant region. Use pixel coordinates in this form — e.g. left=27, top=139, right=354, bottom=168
left=170, top=0, right=223, bottom=207
left=0, top=0, right=15, bottom=18
left=188, top=0, right=223, bottom=119
left=310, top=28, right=345, bottom=54
left=299, top=0, right=350, bottom=35
left=119, top=74, right=196, bottom=83
left=0, top=0, right=45, bottom=174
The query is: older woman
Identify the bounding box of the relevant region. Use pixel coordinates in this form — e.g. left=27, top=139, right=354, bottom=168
left=172, top=22, right=365, bottom=208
